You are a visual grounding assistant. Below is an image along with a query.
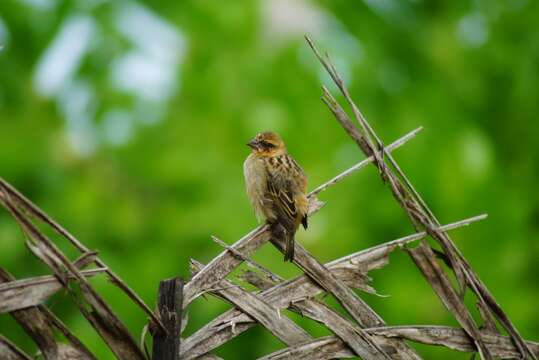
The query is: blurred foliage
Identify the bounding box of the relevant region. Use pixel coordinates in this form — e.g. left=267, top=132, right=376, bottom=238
left=0, top=0, right=538, bottom=358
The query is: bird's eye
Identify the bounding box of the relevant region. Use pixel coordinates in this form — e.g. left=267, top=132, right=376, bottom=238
left=260, top=141, right=275, bottom=149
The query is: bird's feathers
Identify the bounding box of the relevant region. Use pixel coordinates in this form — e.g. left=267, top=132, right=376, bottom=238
left=301, top=215, right=308, bottom=229
left=267, top=180, right=296, bottom=220
left=264, top=154, right=308, bottom=226
left=244, top=132, right=308, bottom=262
left=244, top=155, right=274, bottom=222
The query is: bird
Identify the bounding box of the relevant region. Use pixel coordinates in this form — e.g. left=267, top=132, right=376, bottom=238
left=243, top=131, right=308, bottom=262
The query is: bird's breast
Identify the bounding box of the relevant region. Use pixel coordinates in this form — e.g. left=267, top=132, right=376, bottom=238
left=244, top=155, right=273, bottom=221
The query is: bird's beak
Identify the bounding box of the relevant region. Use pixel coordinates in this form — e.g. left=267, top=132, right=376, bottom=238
left=247, top=139, right=259, bottom=150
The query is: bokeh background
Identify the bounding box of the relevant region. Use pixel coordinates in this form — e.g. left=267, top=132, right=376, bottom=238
left=1, top=0, right=538, bottom=358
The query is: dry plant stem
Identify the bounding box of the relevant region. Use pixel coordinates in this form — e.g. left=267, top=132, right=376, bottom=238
left=0, top=335, right=33, bottom=360
left=249, top=218, right=484, bottom=360
left=44, top=310, right=98, bottom=360
left=307, top=35, right=450, bottom=272
left=476, top=300, right=498, bottom=333
left=0, top=178, right=166, bottom=334
left=329, top=214, right=487, bottom=268
left=320, top=79, right=520, bottom=359
left=197, top=355, right=224, bottom=360
left=369, top=326, right=539, bottom=359
left=182, top=128, right=421, bottom=308
left=183, top=224, right=270, bottom=307
left=190, top=275, right=385, bottom=360
left=152, top=277, right=183, bottom=360
left=0, top=268, right=97, bottom=360
left=190, top=260, right=314, bottom=348
left=320, top=75, right=496, bottom=359
left=0, top=268, right=106, bottom=313
left=243, top=271, right=420, bottom=360
left=308, top=126, right=422, bottom=198
left=408, top=242, right=491, bottom=358
left=73, top=251, right=99, bottom=269
left=305, top=36, right=535, bottom=360
left=0, top=195, right=145, bottom=360
left=292, top=300, right=416, bottom=359
left=181, top=215, right=484, bottom=359
left=258, top=336, right=355, bottom=360
left=258, top=326, right=539, bottom=360
left=211, top=235, right=282, bottom=282
left=269, top=236, right=393, bottom=359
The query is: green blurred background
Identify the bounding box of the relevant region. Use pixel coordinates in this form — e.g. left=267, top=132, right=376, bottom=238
left=0, top=0, right=538, bottom=358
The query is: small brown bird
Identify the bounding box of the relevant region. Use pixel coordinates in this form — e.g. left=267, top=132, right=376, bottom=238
left=244, top=131, right=308, bottom=261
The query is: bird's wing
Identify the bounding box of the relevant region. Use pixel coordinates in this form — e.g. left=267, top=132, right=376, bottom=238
left=265, top=154, right=307, bottom=224
left=267, top=178, right=296, bottom=222
left=288, top=156, right=309, bottom=229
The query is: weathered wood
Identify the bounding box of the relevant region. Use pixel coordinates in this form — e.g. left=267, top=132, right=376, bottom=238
left=459, top=253, right=534, bottom=358
left=181, top=245, right=386, bottom=359
left=257, top=326, right=539, bottom=360
left=241, top=261, right=420, bottom=360
left=308, top=37, right=496, bottom=360
left=306, top=36, right=535, bottom=360
left=0, top=268, right=96, bottom=360
left=0, top=269, right=105, bottom=314
left=76, top=282, right=147, bottom=360
left=152, top=277, right=183, bottom=360
left=185, top=207, right=487, bottom=359
left=369, top=326, right=539, bottom=359
left=182, top=216, right=482, bottom=359
left=0, top=177, right=165, bottom=333
left=243, top=271, right=419, bottom=360
left=196, top=355, right=224, bottom=360
left=408, top=243, right=494, bottom=358
left=0, top=335, right=33, bottom=360
left=0, top=197, right=146, bottom=360
left=269, top=237, right=392, bottom=359
left=183, top=225, right=271, bottom=308
left=190, top=260, right=312, bottom=347
left=291, top=293, right=417, bottom=359
left=258, top=336, right=354, bottom=360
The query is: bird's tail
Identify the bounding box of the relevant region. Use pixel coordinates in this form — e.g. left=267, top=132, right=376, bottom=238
left=269, top=221, right=296, bottom=262
left=283, top=231, right=295, bottom=262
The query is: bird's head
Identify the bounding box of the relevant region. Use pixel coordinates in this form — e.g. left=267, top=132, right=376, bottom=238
left=247, top=131, right=286, bottom=156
